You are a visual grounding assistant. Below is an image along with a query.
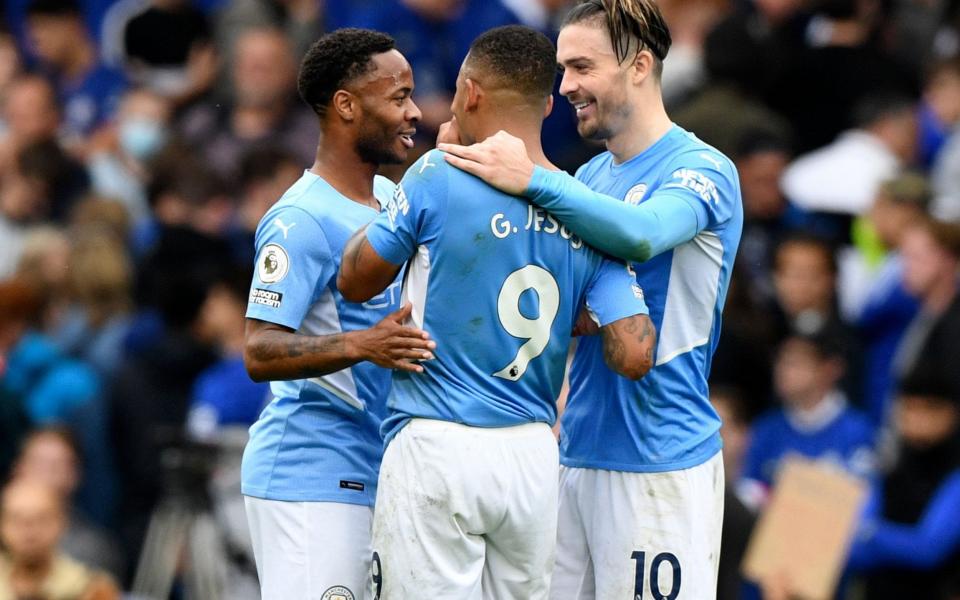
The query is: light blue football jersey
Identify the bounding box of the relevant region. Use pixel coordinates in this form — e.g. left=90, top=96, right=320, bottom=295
left=560, top=125, right=744, bottom=472
left=365, top=150, right=649, bottom=444
left=242, top=171, right=400, bottom=506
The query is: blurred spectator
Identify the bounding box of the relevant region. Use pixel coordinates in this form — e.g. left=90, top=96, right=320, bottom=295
left=0, top=479, right=119, bottom=600
left=0, top=74, right=60, bottom=178
left=12, top=426, right=124, bottom=579
left=3, top=138, right=90, bottom=231
left=25, top=0, right=127, bottom=141
left=116, top=0, right=216, bottom=105
left=213, top=0, right=321, bottom=78
left=918, top=59, right=960, bottom=169
left=766, top=0, right=918, bottom=154
left=894, top=219, right=960, bottom=400
left=781, top=94, right=917, bottom=227
left=0, top=279, right=39, bottom=478
left=849, top=370, right=960, bottom=599
left=109, top=228, right=221, bottom=565
left=0, top=266, right=115, bottom=527
left=88, top=87, right=173, bottom=226
left=187, top=268, right=269, bottom=441
left=0, top=27, right=24, bottom=104
left=0, top=140, right=88, bottom=279
left=740, top=332, right=877, bottom=508
left=14, top=226, right=70, bottom=328
left=177, top=27, right=316, bottom=179
left=673, top=22, right=793, bottom=157
left=228, top=144, right=300, bottom=267
left=733, top=131, right=793, bottom=307
left=841, top=174, right=928, bottom=425
left=710, top=386, right=758, bottom=600
left=657, top=0, right=728, bottom=108
left=773, top=234, right=865, bottom=403
left=48, top=227, right=133, bottom=379
left=366, top=0, right=520, bottom=139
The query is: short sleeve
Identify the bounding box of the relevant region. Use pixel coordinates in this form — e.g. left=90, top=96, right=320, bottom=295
left=246, top=205, right=334, bottom=330
left=584, top=258, right=649, bottom=327
left=366, top=150, right=448, bottom=265
left=655, top=149, right=741, bottom=231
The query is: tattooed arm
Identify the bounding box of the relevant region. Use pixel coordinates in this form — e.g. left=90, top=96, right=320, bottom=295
left=600, top=314, right=656, bottom=380
left=338, top=225, right=404, bottom=303
left=244, top=303, right=434, bottom=381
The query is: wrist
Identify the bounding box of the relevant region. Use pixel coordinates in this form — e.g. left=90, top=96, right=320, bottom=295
left=343, top=331, right=367, bottom=362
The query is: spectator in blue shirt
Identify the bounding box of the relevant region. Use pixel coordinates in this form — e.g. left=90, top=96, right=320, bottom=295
left=25, top=0, right=126, bottom=141
left=849, top=370, right=960, bottom=600
left=741, top=331, right=878, bottom=507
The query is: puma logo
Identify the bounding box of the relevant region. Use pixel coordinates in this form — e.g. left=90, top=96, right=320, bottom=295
left=274, top=218, right=296, bottom=239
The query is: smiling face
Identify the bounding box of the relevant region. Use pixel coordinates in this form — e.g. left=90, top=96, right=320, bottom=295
left=351, top=49, right=421, bottom=165
left=557, top=22, right=635, bottom=142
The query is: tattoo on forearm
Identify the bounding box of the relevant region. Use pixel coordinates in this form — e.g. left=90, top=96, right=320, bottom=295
left=603, top=325, right=627, bottom=368
left=249, top=330, right=349, bottom=378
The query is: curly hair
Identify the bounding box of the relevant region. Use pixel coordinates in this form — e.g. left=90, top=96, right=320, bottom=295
left=465, top=25, right=557, bottom=102
left=298, top=28, right=396, bottom=117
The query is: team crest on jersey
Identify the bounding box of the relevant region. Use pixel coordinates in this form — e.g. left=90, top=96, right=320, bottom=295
left=257, top=243, right=289, bottom=284
left=321, top=586, right=355, bottom=600
left=624, top=183, right=648, bottom=205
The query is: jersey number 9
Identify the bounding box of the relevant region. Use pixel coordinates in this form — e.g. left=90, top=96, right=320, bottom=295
left=493, top=265, right=560, bottom=382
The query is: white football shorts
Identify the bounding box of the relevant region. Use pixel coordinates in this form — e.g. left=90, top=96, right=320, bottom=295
left=244, top=496, right=373, bottom=600
left=370, top=418, right=559, bottom=600
left=550, top=452, right=724, bottom=600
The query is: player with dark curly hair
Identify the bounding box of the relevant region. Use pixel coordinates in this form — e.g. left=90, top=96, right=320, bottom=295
left=340, top=24, right=655, bottom=599
left=240, top=28, right=430, bottom=600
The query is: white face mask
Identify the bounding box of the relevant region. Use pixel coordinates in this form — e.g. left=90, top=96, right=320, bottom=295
left=119, top=117, right=168, bottom=161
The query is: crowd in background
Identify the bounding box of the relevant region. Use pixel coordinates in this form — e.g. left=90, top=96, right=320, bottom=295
left=0, top=0, right=958, bottom=598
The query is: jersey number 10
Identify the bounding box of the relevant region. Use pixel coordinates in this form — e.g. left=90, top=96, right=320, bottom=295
left=493, top=265, right=560, bottom=381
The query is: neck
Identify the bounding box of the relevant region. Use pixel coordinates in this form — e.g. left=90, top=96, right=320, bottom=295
left=62, top=39, right=94, bottom=80
left=309, top=128, right=379, bottom=206
left=606, top=89, right=673, bottom=164
left=11, top=556, right=53, bottom=580
left=924, top=275, right=958, bottom=314
left=475, top=114, right=557, bottom=171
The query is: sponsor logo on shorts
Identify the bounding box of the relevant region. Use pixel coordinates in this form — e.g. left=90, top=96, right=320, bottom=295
left=257, top=243, right=289, bottom=284
left=249, top=288, right=282, bottom=308
left=321, top=586, right=354, bottom=600
left=340, top=480, right=365, bottom=492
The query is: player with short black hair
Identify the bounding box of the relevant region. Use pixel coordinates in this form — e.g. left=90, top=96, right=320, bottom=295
left=440, top=0, right=744, bottom=597
left=241, top=28, right=429, bottom=600
left=339, top=25, right=655, bottom=599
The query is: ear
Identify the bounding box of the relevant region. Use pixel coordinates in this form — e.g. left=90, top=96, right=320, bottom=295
left=543, top=94, right=554, bottom=119
left=631, top=49, right=655, bottom=86
left=332, top=89, right=357, bottom=122
left=465, top=78, right=481, bottom=112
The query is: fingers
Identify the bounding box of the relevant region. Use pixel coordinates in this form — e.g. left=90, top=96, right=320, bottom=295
left=390, top=348, right=435, bottom=361
left=389, top=302, right=413, bottom=322
left=389, top=359, right=425, bottom=374
left=442, top=152, right=485, bottom=178
left=437, top=142, right=481, bottom=161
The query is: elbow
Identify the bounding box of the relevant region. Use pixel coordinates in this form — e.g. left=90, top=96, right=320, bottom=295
left=337, top=273, right=373, bottom=302
left=618, top=353, right=654, bottom=381
left=337, top=271, right=372, bottom=303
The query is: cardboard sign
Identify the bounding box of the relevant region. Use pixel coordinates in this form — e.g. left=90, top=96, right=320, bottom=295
left=742, top=457, right=868, bottom=600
